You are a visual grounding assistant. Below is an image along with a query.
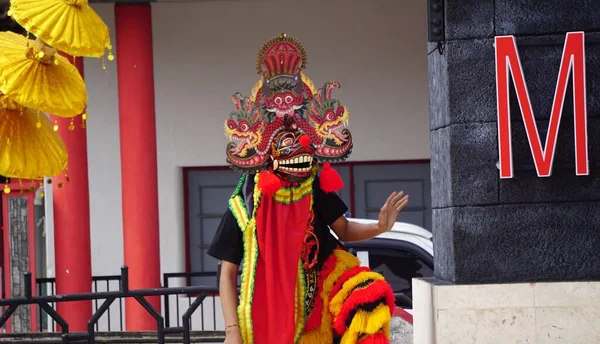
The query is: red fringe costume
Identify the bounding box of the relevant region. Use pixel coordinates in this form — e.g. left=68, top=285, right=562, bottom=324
left=208, top=34, right=395, bottom=344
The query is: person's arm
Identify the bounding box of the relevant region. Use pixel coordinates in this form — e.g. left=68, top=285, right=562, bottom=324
left=330, top=216, right=384, bottom=242
left=220, top=261, right=242, bottom=342
left=330, top=191, right=409, bottom=242
left=206, top=209, right=244, bottom=343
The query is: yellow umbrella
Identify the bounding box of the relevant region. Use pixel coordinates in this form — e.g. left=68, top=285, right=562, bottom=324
left=8, top=0, right=113, bottom=59
left=0, top=32, right=87, bottom=118
left=0, top=93, right=21, bottom=112
left=0, top=96, right=68, bottom=180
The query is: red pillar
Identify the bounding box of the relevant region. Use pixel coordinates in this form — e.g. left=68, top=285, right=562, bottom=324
left=51, top=56, right=92, bottom=331
left=115, top=3, right=162, bottom=330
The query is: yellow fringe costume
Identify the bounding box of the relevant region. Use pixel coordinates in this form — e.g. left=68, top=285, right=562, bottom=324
left=228, top=173, right=395, bottom=344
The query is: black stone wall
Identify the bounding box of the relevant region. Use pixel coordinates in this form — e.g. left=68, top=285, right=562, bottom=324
left=430, top=0, right=600, bottom=283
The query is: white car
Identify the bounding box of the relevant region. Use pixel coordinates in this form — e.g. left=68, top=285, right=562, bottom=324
left=343, top=218, right=432, bottom=256
left=340, top=218, right=434, bottom=311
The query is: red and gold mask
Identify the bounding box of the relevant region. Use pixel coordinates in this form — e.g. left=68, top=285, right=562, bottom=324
left=224, top=34, right=353, bottom=187
left=270, top=114, right=315, bottom=181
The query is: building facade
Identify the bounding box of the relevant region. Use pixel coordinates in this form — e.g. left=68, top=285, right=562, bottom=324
left=2, top=0, right=599, bottom=341
left=0, top=0, right=431, bottom=333
left=75, top=0, right=431, bottom=278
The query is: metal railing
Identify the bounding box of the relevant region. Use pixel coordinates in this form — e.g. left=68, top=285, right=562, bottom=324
left=1, top=266, right=221, bottom=344
left=36, top=275, right=123, bottom=332
left=34, top=270, right=227, bottom=334
left=163, top=271, right=219, bottom=329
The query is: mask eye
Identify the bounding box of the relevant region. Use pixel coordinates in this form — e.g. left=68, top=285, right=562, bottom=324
left=285, top=95, right=293, bottom=104
left=280, top=147, right=291, bottom=155
left=275, top=97, right=283, bottom=105
left=282, top=137, right=294, bottom=146
left=324, top=110, right=335, bottom=121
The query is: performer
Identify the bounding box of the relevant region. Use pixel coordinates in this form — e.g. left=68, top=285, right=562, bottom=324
left=208, top=34, right=409, bottom=344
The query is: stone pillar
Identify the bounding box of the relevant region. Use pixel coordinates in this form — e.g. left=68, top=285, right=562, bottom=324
left=415, top=0, right=600, bottom=342
left=8, top=197, right=31, bottom=333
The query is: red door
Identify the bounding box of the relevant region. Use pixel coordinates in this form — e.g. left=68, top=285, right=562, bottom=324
left=2, top=181, right=38, bottom=332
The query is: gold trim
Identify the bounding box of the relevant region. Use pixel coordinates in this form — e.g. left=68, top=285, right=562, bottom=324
left=250, top=72, right=316, bottom=102
left=256, top=33, right=307, bottom=76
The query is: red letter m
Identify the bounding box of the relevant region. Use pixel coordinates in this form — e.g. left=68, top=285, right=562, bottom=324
left=495, top=32, right=588, bottom=178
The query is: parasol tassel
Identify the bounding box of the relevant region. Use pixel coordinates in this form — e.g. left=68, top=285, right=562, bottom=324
left=32, top=38, right=57, bottom=61
left=320, top=162, right=344, bottom=193
left=258, top=169, right=283, bottom=195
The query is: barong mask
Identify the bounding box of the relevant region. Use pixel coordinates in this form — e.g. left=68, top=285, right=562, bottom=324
left=224, top=34, right=353, bottom=193
left=270, top=114, right=314, bottom=181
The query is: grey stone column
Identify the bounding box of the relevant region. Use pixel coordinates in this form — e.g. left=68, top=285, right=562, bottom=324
left=8, top=197, right=31, bottom=332
left=430, top=0, right=600, bottom=284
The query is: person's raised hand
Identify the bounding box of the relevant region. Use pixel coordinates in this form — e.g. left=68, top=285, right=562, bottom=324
left=377, top=191, right=409, bottom=232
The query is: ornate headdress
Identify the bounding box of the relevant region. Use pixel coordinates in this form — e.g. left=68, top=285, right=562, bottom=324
left=224, top=34, right=353, bottom=193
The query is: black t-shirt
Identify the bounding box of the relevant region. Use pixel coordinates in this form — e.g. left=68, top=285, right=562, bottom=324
left=207, top=176, right=348, bottom=267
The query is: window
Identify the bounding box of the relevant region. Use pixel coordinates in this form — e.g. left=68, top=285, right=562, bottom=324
left=185, top=169, right=241, bottom=287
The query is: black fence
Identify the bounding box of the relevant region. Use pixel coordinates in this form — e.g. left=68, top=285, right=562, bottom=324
left=33, top=270, right=223, bottom=334
left=1, top=266, right=219, bottom=343
left=163, top=272, right=219, bottom=329
left=0, top=267, right=224, bottom=344
left=36, top=275, right=123, bottom=332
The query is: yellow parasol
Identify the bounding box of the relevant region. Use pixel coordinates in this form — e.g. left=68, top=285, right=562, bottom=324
left=7, top=0, right=113, bottom=59
left=0, top=31, right=88, bottom=118
left=0, top=94, right=68, bottom=180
